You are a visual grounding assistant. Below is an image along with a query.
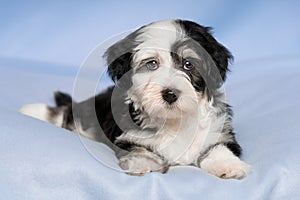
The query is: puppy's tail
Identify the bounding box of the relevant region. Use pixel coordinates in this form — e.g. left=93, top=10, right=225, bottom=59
left=20, top=91, right=74, bottom=128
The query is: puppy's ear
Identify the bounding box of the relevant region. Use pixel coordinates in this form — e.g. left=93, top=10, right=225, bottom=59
left=201, top=26, right=233, bottom=82
left=104, top=32, right=139, bottom=82
left=177, top=20, right=233, bottom=82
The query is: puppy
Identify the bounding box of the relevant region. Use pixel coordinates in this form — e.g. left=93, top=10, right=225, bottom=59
left=20, top=19, right=250, bottom=179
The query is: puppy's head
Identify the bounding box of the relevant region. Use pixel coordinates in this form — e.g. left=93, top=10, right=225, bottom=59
left=105, top=19, right=232, bottom=119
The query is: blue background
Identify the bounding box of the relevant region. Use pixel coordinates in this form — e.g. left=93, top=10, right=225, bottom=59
left=1, top=0, right=299, bottom=69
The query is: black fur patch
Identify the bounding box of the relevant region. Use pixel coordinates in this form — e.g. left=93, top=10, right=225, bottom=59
left=171, top=48, right=207, bottom=92
left=54, top=91, right=72, bottom=107
left=94, top=86, right=123, bottom=142
left=175, top=19, right=233, bottom=83
left=224, top=141, right=242, bottom=157
left=104, top=29, right=142, bottom=82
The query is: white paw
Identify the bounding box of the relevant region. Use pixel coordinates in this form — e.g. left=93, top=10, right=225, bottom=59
left=201, top=158, right=251, bottom=179
left=119, top=154, right=169, bottom=176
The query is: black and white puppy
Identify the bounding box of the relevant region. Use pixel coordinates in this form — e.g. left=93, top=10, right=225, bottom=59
left=20, top=19, right=250, bottom=179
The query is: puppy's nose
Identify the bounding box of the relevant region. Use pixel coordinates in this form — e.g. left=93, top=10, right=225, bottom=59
left=161, top=88, right=180, bottom=104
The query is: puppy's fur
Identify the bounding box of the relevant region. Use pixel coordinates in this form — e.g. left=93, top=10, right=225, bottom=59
left=20, top=19, right=250, bottom=178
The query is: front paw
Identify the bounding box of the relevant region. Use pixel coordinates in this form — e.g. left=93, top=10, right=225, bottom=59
left=119, top=152, right=169, bottom=176
left=200, top=158, right=251, bottom=179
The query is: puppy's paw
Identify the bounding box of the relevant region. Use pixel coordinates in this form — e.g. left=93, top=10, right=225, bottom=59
left=119, top=149, right=169, bottom=176
left=199, top=144, right=251, bottom=179
left=201, top=157, right=251, bottom=179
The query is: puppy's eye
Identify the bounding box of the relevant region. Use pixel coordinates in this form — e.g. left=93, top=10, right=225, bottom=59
left=146, top=60, right=159, bottom=70
left=183, top=60, right=194, bottom=71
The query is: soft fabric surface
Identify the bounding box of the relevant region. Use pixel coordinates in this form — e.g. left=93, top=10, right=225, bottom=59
left=1, top=57, right=300, bottom=199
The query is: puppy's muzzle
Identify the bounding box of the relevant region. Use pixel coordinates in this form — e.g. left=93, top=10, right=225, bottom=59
left=161, top=88, right=180, bottom=104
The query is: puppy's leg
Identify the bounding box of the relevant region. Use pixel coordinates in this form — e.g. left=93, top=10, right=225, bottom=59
left=119, top=147, right=169, bottom=176
left=198, top=144, right=251, bottom=179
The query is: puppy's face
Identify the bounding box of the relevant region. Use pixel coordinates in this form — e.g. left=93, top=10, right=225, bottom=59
left=105, top=20, right=232, bottom=119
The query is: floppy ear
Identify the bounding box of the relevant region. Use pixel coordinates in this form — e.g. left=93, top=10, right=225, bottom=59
left=177, top=20, right=233, bottom=82
left=200, top=27, right=233, bottom=82
left=104, top=32, right=140, bottom=82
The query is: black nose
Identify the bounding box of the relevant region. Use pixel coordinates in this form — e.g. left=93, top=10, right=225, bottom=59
left=161, top=88, right=179, bottom=104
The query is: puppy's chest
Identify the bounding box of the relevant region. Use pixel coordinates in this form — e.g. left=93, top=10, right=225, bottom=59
left=139, top=117, right=220, bottom=165
left=154, top=124, right=211, bottom=165
left=119, top=110, right=223, bottom=165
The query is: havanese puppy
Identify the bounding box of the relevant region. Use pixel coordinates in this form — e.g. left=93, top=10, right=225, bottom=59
left=20, top=19, right=250, bottom=179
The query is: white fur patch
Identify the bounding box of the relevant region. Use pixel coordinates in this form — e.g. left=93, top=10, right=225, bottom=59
left=20, top=104, right=50, bottom=122
left=200, top=145, right=251, bottom=179
left=119, top=147, right=168, bottom=176
left=134, top=20, right=182, bottom=52
left=20, top=103, right=64, bottom=127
